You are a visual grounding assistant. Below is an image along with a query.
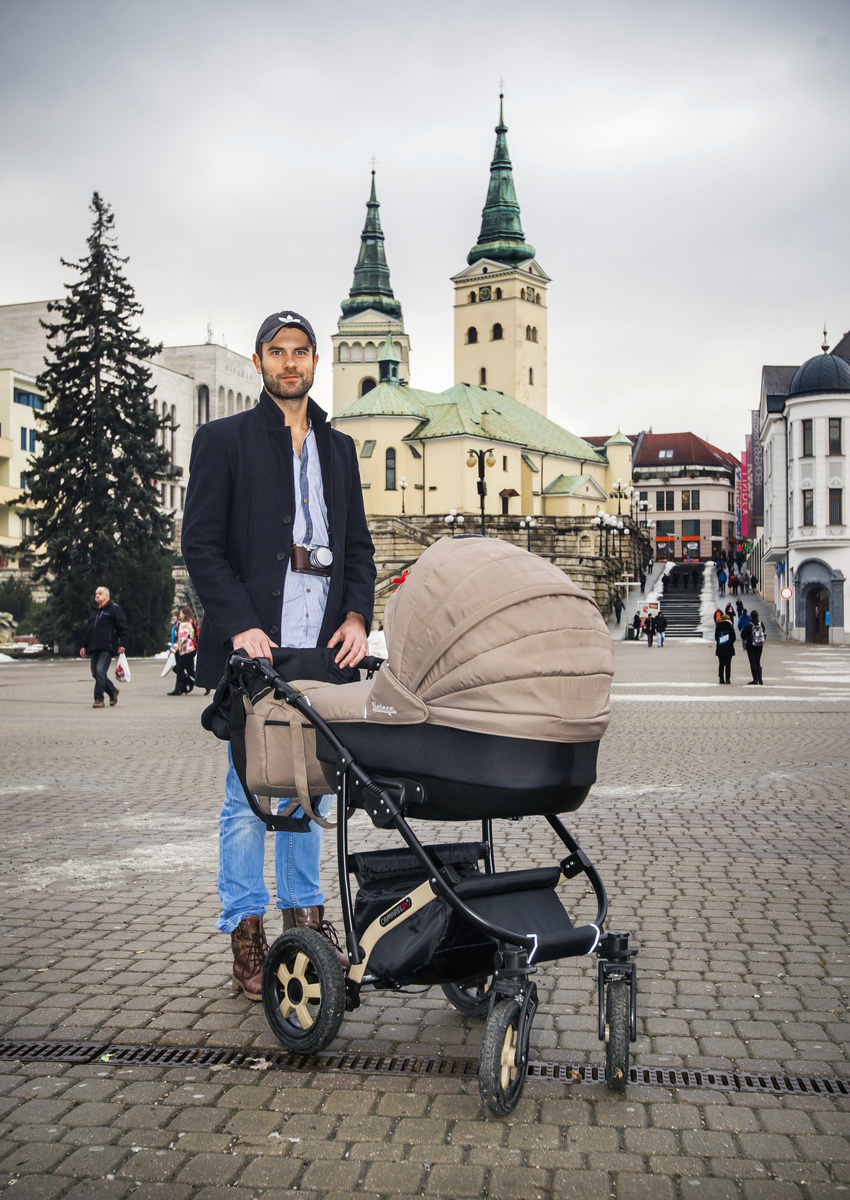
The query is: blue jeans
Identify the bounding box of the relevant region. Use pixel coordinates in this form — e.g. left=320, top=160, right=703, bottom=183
left=89, top=650, right=116, bottom=701
left=216, top=745, right=331, bottom=933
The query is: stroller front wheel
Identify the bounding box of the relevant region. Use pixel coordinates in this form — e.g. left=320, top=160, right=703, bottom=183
left=478, top=998, right=528, bottom=1115
left=441, top=975, right=495, bottom=1018
left=604, top=977, right=630, bottom=1091
left=262, top=928, right=346, bottom=1054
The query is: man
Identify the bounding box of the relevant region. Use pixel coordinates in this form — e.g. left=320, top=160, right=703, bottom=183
left=655, top=610, right=667, bottom=647
left=79, top=586, right=128, bottom=708
left=182, top=310, right=375, bottom=1002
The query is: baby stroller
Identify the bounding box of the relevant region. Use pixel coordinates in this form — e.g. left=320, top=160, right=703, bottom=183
left=226, top=536, right=637, bottom=1115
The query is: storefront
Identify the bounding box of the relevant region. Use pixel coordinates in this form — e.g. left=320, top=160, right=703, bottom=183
left=655, top=534, right=675, bottom=561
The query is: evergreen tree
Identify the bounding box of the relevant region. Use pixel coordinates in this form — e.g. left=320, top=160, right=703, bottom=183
left=21, top=192, right=175, bottom=648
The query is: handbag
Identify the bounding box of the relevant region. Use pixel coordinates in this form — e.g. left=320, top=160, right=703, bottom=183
left=115, top=651, right=131, bottom=683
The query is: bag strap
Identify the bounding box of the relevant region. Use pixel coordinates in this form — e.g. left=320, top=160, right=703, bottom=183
left=228, top=682, right=312, bottom=833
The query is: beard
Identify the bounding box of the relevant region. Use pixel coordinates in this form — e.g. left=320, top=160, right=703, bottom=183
left=261, top=361, right=315, bottom=405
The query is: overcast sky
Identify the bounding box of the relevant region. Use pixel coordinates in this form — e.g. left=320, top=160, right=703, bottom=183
left=2, top=0, right=848, bottom=454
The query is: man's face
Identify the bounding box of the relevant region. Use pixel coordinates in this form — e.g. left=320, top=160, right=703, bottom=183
left=253, top=328, right=317, bottom=404
left=95, top=588, right=109, bottom=607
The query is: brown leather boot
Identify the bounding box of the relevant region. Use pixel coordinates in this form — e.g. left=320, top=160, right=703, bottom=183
left=230, top=915, right=268, bottom=1001
left=281, top=906, right=349, bottom=969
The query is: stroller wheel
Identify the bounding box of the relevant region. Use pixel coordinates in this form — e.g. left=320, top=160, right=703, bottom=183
left=262, top=928, right=346, bottom=1054
left=441, top=976, right=495, bottom=1018
left=604, top=977, right=630, bottom=1091
left=478, top=998, right=528, bottom=1115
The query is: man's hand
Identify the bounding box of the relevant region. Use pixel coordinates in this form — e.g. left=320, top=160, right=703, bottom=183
left=232, top=627, right=278, bottom=661
left=328, top=612, right=368, bottom=668
left=117, top=647, right=125, bottom=655
left=79, top=648, right=87, bottom=658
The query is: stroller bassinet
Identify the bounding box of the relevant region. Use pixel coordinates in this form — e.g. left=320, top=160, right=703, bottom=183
left=226, top=536, right=638, bottom=1114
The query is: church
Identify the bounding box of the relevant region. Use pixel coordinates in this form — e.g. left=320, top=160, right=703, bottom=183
left=330, top=100, right=632, bottom=522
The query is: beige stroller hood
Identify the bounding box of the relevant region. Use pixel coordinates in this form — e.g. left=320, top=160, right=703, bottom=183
left=308, top=535, right=613, bottom=743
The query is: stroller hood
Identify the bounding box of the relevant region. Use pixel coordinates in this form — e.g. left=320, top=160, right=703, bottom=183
left=310, top=535, right=613, bottom=744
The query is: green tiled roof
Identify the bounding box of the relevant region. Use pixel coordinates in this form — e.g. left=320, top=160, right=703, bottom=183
left=336, top=383, right=430, bottom=419
left=605, top=430, right=633, bottom=446
left=542, top=473, right=605, bottom=496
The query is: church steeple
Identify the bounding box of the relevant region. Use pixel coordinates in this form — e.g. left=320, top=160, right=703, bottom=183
left=467, top=96, right=536, bottom=267
left=341, top=172, right=402, bottom=320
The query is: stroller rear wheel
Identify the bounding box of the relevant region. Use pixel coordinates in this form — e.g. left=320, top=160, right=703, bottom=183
left=604, top=977, right=630, bottom=1091
left=441, top=975, right=495, bottom=1017
left=262, top=928, right=346, bottom=1054
left=478, top=998, right=528, bottom=1115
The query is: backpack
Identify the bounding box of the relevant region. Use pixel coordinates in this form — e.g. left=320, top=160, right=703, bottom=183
left=751, top=623, right=765, bottom=646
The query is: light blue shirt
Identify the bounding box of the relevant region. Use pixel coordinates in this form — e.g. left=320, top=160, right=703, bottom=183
left=280, top=424, right=330, bottom=649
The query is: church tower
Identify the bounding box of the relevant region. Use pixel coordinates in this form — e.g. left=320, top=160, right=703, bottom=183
left=451, top=98, right=549, bottom=416
left=332, top=172, right=410, bottom=415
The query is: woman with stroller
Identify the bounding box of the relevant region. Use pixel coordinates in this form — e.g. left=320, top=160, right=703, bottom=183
left=715, top=611, right=736, bottom=684
left=741, top=609, right=766, bottom=685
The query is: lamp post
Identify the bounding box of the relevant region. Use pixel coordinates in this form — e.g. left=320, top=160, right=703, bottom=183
left=519, top=516, right=537, bottom=551
left=399, top=475, right=408, bottom=515
left=466, top=447, right=496, bottom=535
left=445, top=509, right=465, bottom=536
left=610, top=478, right=633, bottom=517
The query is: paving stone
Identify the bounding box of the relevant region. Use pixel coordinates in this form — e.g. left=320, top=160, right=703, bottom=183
left=174, top=1150, right=244, bottom=1184
left=115, top=1148, right=188, bottom=1182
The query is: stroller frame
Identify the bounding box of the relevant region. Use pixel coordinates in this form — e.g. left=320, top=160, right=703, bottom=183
left=230, top=654, right=637, bottom=1114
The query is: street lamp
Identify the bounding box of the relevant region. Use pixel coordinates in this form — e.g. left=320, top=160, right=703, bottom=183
left=610, top=478, right=633, bottom=516
left=466, top=447, right=496, bottom=535
left=445, top=509, right=465, bottom=535
left=519, top=516, right=537, bottom=551
left=399, top=475, right=408, bottom=514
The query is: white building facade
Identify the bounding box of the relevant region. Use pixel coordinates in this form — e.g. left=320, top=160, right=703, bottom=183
left=760, top=349, right=850, bottom=644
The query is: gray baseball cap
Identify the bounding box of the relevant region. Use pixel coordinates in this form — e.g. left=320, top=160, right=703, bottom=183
left=255, top=311, right=317, bottom=356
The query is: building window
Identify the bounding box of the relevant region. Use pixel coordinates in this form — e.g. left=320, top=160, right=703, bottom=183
left=655, top=490, right=674, bottom=511
left=171, top=405, right=176, bottom=461
left=503, top=455, right=508, bottom=471
left=532, top=327, right=538, bottom=342
left=656, top=520, right=674, bottom=536
left=682, top=519, right=700, bottom=537
left=197, top=385, right=210, bottom=425
left=14, top=389, right=44, bottom=410
left=351, top=342, right=363, bottom=362
left=364, top=342, right=376, bottom=362
left=338, top=341, right=350, bottom=362
left=829, top=417, right=842, bottom=455
left=829, top=488, right=843, bottom=525
left=479, top=368, right=486, bottom=385
left=728, top=492, right=734, bottom=512
left=468, top=291, right=476, bottom=303
left=467, top=327, right=478, bottom=344
left=682, top=490, right=700, bottom=510
left=529, top=368, right=534, bottom=385
left=385, top=447, right=396, bottom=490
left=802, top=488, right=814, bottom=525
left=29, top=429, right=36, bottom=451
left=711, top=519, right=722, bottom=536
left=492, top=323, right=503, bottom=341
left=526, top=325, right=532, bottom=340
left=21, top=427, right=27, bottom=451
left=535, top=294, right=541, bottom=304
left=360, top=440, right=375, bottom=458
left=360, top=378, right=376, bottom=396
left=520, top=288, right=526, bottom=300
left=802, top=418, right=813, bottom=457
left=657, top=449, right=674, bottom=459
left=639, top=491, right=648, bottom=503
left=495, top=288, right=502, bottom=299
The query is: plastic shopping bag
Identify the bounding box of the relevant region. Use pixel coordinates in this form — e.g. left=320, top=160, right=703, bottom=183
left=115, top=651, right=132, bottom=683
left=159, top=651, right=176, bottom=678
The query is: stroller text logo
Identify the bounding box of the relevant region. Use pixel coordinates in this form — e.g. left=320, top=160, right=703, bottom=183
left=371, top=701, right=397, bottom=717
left=379, top=897, right=412, bottom=926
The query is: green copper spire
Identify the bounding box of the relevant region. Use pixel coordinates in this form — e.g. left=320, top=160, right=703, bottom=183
left=341, top=172, right=403, bottom=320
left=467, top=96, right=536, bottom=267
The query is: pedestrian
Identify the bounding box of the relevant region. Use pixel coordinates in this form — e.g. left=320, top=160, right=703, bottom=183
left=714, top=608, right=724, bottom=626
left=742, top=569, right=750, bottom=593
left=737, top=607, right=750, bottom=633
left=182, top=309, right=376, bottom=1002
left=79, top=585, right=129, bottom=709
left=655, top=610, right=667, bottom=647
left=717, top=567, right=727, bottom=595
left=671, top=567, right=680, bottom=588
left=168, top=607, right=197, bottom=695
left=750, top=572, right=758, bottom=593
left=729, top=571, right=738, bottom=595
left=613, top=594, right=623, bottom=624
left=645, top=613, right=655, bottom=647
left=631, top=612, right=641, bottom=638
left=661, top=572, right=669, bottom=593
left=639, top=571, right=646, bottom=594
left=715, top=611, right=736, bottom=684
left=742, top=609, right=766, bottom=684
left=725, top=602, right=735, bottom=619
left=682, top=567, right=690, bottom=590
left=736, top=598, right=745, bottom=619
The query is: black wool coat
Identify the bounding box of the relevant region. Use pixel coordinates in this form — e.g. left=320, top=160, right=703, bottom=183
left=181, top=391, right=376, bottom=689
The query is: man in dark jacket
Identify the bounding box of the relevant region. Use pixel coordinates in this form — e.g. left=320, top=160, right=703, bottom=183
left=182, top=310, right=376, bottom=1001
left=80, top=586, right=128, bottom=708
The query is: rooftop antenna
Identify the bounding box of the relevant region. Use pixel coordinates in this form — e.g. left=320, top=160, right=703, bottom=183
left=206, top=320, right=213, bottom=345
left=822, top=323, right=829, bottom=353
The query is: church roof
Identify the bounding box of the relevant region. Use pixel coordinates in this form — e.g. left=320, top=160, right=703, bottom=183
left=788, top=352, right=850, bottom=396
left=467, top=97, right=536, bottom=268
left=542, top=474, right=608, bottom=498
left=340, top=172, right=402, bottom=322
left=336, top=380, right=607, bottom=465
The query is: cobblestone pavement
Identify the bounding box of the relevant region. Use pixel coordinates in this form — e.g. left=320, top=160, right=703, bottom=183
left=0, top=635, right=848, bottom=1199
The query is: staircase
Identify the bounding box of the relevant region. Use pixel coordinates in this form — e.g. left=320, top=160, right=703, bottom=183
left=658, top=566, right=704, bottom=637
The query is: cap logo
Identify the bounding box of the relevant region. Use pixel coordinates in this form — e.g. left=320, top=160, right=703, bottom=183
left=278, top=313, right=299, bottom=324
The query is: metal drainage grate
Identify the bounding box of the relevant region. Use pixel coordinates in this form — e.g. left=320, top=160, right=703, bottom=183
left=0, top=1040, right=847, bottom=1099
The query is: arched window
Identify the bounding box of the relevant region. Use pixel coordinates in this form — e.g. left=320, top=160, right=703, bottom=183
left=364, top=342, right=376, bottom=362
left=218, top=386, right=225, bottom=417
left=529, top=368, right=534, bottom=385
left=351, top=342, right=363, bottom=362
left=469, top=291, right=477, bottom=304
left=520, top=288, right=526, bottom=300
left=495, top=288, right=502, bottom=299
left=526, top=325, right=532, bottom=341
left=236, top=392, right=243, bottom=412
left=339, top=342, right=350, bottom=362
left=467, top=327, right=478, bottom=344
left=385, top=447, right=396, bottom=490
left=196, top=386, right=209, bottom=427
left=532, top=327, right=538, bottom=342
left=360, top=378, right=376, bottom=396
left=535, top=294, right=541, bottom=304
left=480, top=367, right=487, bottom=385
left=492, top=324, right=503, bottom=341
left=170, top=405, right=177, bottom=460
left=481, top=266, right=488, bottom=274
left=160, top=401, right=167, bottom=445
